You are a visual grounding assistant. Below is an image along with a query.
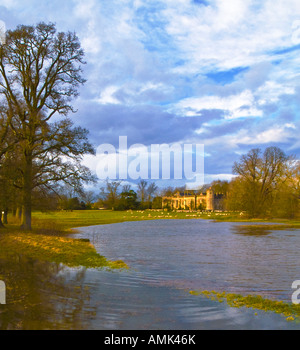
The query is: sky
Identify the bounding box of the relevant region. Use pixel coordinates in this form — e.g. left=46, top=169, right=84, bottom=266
left=1, top=0, right=300, bottom=190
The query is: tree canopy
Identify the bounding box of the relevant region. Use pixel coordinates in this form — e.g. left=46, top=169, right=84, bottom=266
left=0, top=22, right=95, bottom=230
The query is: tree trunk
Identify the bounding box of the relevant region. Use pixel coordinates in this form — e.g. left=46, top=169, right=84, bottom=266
left=0, top=211, right=5, bottom=228
left=21, top=155, right=33, bottom=231
left=21, top=200, right=31, bottom=230
left=16, top=207, right=22, bottom=222
left=3, top=209, right=8, bottom=225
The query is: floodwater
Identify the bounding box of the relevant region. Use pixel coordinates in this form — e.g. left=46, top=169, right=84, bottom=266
left=1, top=219, right=300, bottom=330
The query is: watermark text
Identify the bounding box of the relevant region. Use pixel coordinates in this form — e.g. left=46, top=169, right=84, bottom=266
left=96, top=136, right=204, bottom=187
left=292, top=280, right=300, bottom=304
left=0, top=280, right=6, bottom=305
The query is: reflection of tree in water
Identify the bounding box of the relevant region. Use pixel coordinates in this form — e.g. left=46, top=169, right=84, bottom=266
left=231, top=225, right=272, bottom=236
left=0, top=254, right=95, bottom=330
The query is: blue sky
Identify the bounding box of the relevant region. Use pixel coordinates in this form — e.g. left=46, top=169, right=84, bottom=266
left=1, top=0, right=300, bottom=189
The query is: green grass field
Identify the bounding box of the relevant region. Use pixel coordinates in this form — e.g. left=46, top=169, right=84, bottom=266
left=30, top=209, right=300, bottom=233
left=32, top=209, right=220, bottom=231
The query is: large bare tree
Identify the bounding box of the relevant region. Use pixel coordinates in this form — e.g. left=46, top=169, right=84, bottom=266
left=0, top=22, right=95, bottom=230
left=232, top=147, right=288, bottom=217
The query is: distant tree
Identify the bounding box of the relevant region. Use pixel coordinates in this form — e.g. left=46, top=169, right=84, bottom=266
left=210, top=180, right=229, bottom=194
left=271, top=159, right=300, bottom=218
left=225, top=177, right=248, bottom=212
left=136, top=180, right=159, bottom=209
left=99, top=180, right=122, bottom=210
left=81, top=190, right=96, bottom=210
left=152, top=196, right=162, bottom=209
left=122, top=184, right=132, bottom=193
left=137, top=179, right=148, bottom=204
left=67, top=197, right=81, bottom=211
left=160, top=186, right=175, bottom=197
left=0, top=22, right=94, bottom=230
left=209, top=180, right=229, bottom=211
left=31, top=187, right=59, bottom=212
left=147, top=182, right=158, bottom=203
left=174, top=185, right=186, bottom=193
left=286, top=159, right=300, bottom=201
left=232, top=147, right=289, bottom=217
left=119, top=189, right=138, bottom=210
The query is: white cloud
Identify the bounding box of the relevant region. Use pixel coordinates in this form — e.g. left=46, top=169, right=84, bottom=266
left=162, top=0, right=300, bottom=73
left=237, top=124, right=295, bottom=145
left=174, top=90, right=262, bottom=119
left=205, top=173, right=237, bottom=183
left=73, top=0, right=104, bottom=54
left=256, top=81, right=296, bottom=105
left=202, top=123, right=297, bottom=149
left=0, top=0, right=17, bottom=8
left=96, top=86, right=121, bottom=105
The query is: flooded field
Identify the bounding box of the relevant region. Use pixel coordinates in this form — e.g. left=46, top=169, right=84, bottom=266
left=1, top=219, right=300, bottom=330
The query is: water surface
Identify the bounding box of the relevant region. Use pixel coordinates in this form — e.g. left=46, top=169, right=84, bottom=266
left=1, top=219, right=300, bottom=330
left=78, top=220, right=300, bottom=300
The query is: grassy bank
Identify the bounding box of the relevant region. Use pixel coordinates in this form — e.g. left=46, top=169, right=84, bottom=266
left=190, top=290, right=300, bottom=323
left=0, top=212, right=134, bottom=270
left=0, top=232, right=128, bottom=269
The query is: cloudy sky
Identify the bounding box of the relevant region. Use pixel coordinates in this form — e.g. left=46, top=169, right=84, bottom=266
left=1, top=0, right=300, bottom=188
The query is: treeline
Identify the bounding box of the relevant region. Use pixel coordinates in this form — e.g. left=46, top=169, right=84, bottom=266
left=34, top=180, right=162, bottom=212
left=2, top=145, right=298, bottom=221
left=95, top=179, right=161, bottom=210
left=90, top=146, right=299, bottom=219
left=109, top=145, right=299, bottom=219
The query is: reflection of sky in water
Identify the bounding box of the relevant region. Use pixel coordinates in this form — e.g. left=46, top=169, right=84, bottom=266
left=1, top=220, right=300, bottom=330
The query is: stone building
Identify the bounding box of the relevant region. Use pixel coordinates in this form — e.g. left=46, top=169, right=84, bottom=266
left=162, top=188, right=216, bottom=211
